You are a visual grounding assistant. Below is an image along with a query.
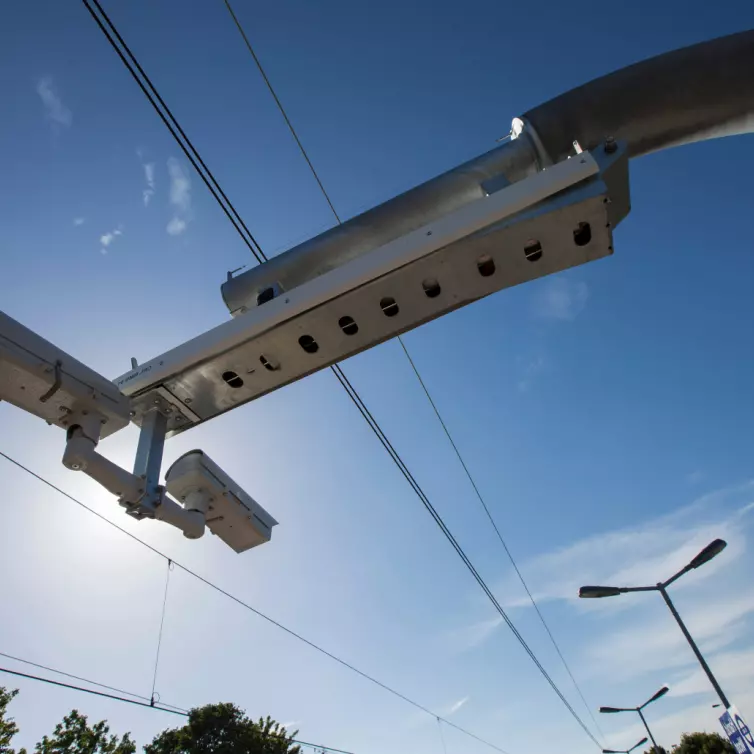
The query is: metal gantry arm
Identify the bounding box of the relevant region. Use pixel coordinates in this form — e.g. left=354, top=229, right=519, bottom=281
left=2, top=30, right=753, bottom=552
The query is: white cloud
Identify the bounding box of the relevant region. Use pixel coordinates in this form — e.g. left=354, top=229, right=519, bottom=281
left=73, top=217, right=85, bottom=226
left=167, top=158, right=191, bottom=235
left=36, top=77, right=72, bottom=128
left=444, top=616, right=504, bottom=652
left=142, top=162, right=155, bottom=206
left=99, top=226, right=123, bottom=254
left=533, top=277, right=588, bottom=321
left=444, top=696, right=469, bottom=715
left=166, top=217, right=187, bottom=236
left=516, top=354, right=546, bottom=392
left=495, top=482, right=754, bottom=611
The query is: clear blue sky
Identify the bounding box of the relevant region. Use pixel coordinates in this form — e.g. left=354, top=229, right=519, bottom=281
left=1, top=1, right=753, bottom=752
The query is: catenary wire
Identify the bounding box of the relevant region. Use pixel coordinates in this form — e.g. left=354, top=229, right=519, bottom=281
left=0, top=651, right=185, bottom=712
left=219, top=3, right=604, bottom=744
left=397, top=340, right=607, bottom=742
left=79, top=0, right=598, bottom=746
left=0, top=663, right=355, bottom=753
left=0, top=450, right=511, bottom=754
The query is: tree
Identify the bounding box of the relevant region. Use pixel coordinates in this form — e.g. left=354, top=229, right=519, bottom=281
left=672, top=732, right=736, bottom=754
left=0, top=688, right=23, bottom=754
left=144, top=703, right=300, bottom=754
left=34, top=710, right=134, bottom=754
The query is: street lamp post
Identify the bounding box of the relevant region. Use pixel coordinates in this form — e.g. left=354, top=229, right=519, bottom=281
left=579, top=539, right=731, bottom=710
left=600, top=687, right=669, bottom=754
left=603, top=736, right=649, bottom=754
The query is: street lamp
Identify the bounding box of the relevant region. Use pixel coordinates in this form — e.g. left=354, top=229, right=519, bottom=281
left=600, top=687, right=669, bottom=753
left=603, top=736, right=649, bottom=754
left=579, top=539, right=730, bottom=709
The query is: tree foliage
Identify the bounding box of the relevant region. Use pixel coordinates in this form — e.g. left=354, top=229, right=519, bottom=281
left=673, top=732, right=736, bottom=754
left=33, top=710, right=135, bottom=754
left=0, top=688, right=24, bottom=754
left=144, top=703, right=300, bottom=754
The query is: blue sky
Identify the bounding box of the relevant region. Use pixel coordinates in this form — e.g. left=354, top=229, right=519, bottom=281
left=1, top=1, right=754, bottom=752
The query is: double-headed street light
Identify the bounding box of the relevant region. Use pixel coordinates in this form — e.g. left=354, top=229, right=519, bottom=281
left=603, top=736, right=649, bottom=754
left=580, top=539, right=730, bottom=709
left=600, top=686, right=669, bottom=753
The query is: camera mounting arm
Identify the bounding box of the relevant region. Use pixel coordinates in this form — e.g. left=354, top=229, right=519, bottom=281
left=1, top=312, right=276, bottom=552
left=60, top=405, right=206, bottom=539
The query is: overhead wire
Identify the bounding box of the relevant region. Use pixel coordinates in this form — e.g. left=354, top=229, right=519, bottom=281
left=397, top=340, right=606, bottom=742
left=0, top=651, right=185, bottom=713
left=219, top=2, right=603, bottom=746
left=0, top=450, right=511, bottom=754
left=76, top=0, right=598, bottom=747
left=0, top=661, right=355, bottom=754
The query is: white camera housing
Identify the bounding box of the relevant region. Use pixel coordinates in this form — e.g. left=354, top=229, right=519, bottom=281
left=164, top=450, right=277, bottom=553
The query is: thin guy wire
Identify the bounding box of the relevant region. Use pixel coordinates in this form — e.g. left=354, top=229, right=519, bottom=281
left=151, top=558, right=172, bottom=705
left=0, top=450, right=510, bottom=754
left=437, top=718, right=449, bottom=754
left=220, top=6, right=601, bottom=744
left=222, top=0, right=342, bottom=224
left=81, top=2, right=597, bottom=745
left=0, top=664, right=355, bottom=753
left=397, top=338, right=606, bottom=743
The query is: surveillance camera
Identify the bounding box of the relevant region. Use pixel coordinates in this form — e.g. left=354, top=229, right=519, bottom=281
left=164, top=450, right=277, bottom=553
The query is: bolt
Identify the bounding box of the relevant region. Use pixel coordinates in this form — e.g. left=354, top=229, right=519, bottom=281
left=154, top=399, right=160, bottom=405
left=185, top=398, right=192, bottom=404
left=70, top=463, right=80, bottom=470
left=101, top=418, right=107, bottom=424
left=175, top=416, right=184, bottom=423
left=164, top=407, right=173, bottom=414
left=129, top=410, right=136, bottom=417
left=59, top=406, right=70, bottom=413
left=604, top=136, right=617, bottom=154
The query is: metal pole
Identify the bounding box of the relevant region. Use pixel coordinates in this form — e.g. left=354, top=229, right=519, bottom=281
left=637, top=709, right=660, bottom=754
left=657, top=584, right=731, bottom=709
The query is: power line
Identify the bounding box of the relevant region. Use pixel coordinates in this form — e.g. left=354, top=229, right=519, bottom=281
left=218, top=5, right=603, bottom=746
left=330, top=370, right=600, bottom=748
left=0, top=662, right=355, bottom=754
left=79, top=0, right=597, bottom=746
left=0, top=651, right=185, bottom=713
left=0, top=450, right=511, bottom=754
left=81, top=0, right=266, bottom=265
left=396, top=340, right=606, bottom=742
left=0, top=666, right=184, bottom=716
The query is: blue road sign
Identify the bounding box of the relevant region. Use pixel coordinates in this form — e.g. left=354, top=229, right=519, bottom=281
left=720, top=706, right=753, bottom=754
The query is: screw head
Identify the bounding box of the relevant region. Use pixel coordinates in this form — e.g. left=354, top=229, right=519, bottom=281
left=604, top=136, right=617, bottom=154
left=129, top=410, right=136, bottom=417
left=70, top=463, right=80, bottom=470
left=184, top=398, right=192, bottom=404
